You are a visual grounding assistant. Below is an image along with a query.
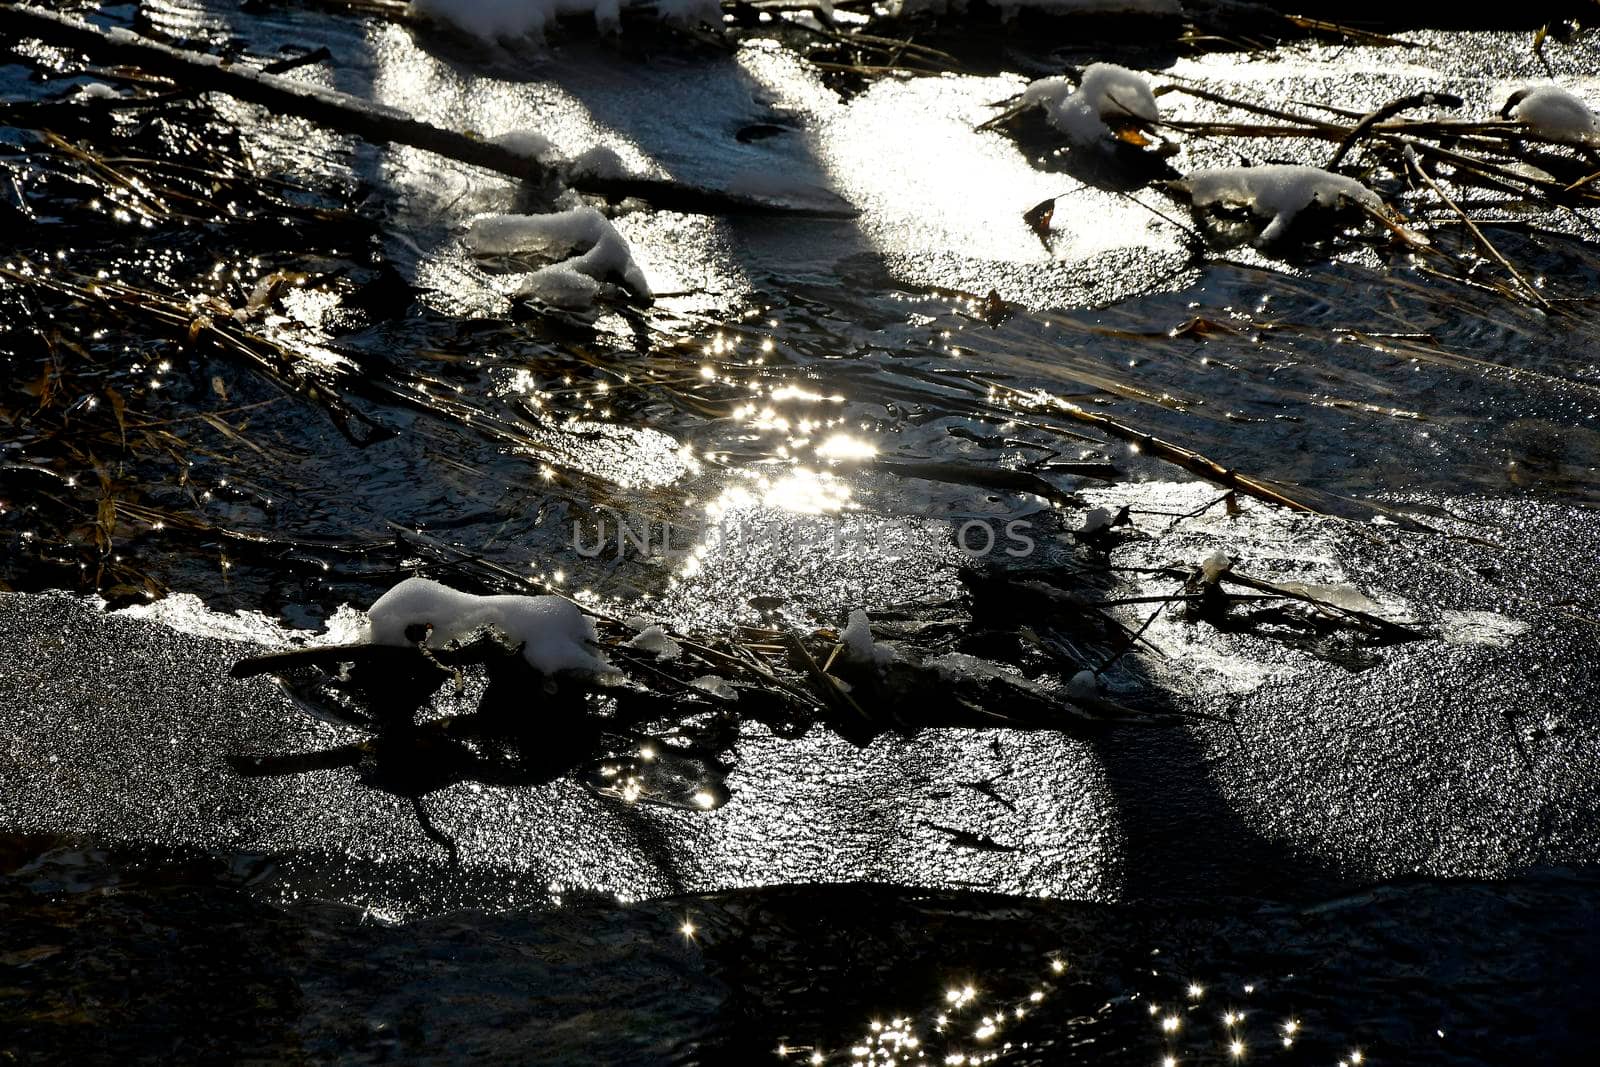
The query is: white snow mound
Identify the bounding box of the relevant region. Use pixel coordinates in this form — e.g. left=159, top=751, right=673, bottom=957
left=1023, top=62, right=1159, bottom=146
left=492, top=134, right=635, bottom=181
left=568, top=145, right=630, bottom=180
left=841, top=608, right=897, bottom=666
left=466, top=206, right=652, bottom=308
left=492, top=128, right=563, bottom=164
left=1505, top=86, right=1600, bottom=145
left=366, top=576, right=609, bottom=676
left=1187, top=165, right=1382, bottom=246
left=627, top=624, right=683, bottom=661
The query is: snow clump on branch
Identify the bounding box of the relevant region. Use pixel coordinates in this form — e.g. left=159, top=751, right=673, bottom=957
left=466, top=206, right=653, bottom=308
left=1022, top=63, right=1160, bottom=146
left=1501, top=86, right=1600, bottom=146
left=1184, top=164, right=1383, bottom=246
left=366, top=576, right=610, bottom=676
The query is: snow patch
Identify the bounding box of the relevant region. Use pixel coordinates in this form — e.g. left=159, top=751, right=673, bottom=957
left=465, top=207, right=652, bottom=308
left=411, top=0, right=551, bottom=41
left=1504, top=85, right=1600, bottom=146
left=690, top=674, right=738, bottom=700
left=1078, top=507, right=1114, bottom=535
left=493, top=133, right=636, bottom=181
left=1187, top=164, right=1382, bottom=245
left=841, top=608, right=898, bottom=666
left=492, top=128, right=563, bottom=163
left=654, top=0, right=723, bottom=26
left=1274, top=581, right=1386, bottom=615
left=1023, top=63, right=1159, bottom=146
left=924, top=651, right=1019, bottom=684
left=627, top=624, right=683, bottom=661
left=322, top=604, right=372, bottom=645
left=568, top=145, right=630, bottom=180
left=115, top=592, right=306, bottom=648
left=366, top=576, right=609, bottom=676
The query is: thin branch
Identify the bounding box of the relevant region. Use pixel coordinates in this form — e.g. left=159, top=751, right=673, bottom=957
left=1327, top=91, right=1463, bottom=169
left=1403, top=148, right=1550, bottom=310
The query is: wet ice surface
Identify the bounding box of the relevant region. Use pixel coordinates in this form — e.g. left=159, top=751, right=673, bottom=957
left=6, top=3, right=1600, bottom=1063
left=3, top=481, right=1597, bottom=914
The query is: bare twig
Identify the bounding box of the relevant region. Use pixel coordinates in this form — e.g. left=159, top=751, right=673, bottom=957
left=1403, top=148, right=1551, bottom=310
left=1327, top=91, right=1463, bottom=169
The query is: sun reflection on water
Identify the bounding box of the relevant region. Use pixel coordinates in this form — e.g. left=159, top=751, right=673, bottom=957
left=763, top=469, right=853, bottom=515
left=816, top=433, right=878, bottom=461
left=776, top=952, right=1369, bottom=1067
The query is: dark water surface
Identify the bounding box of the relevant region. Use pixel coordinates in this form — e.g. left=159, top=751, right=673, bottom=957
left=3, top=2, right=1600, bottom=1063
left=6, top=837, right=1597, bottom=1065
